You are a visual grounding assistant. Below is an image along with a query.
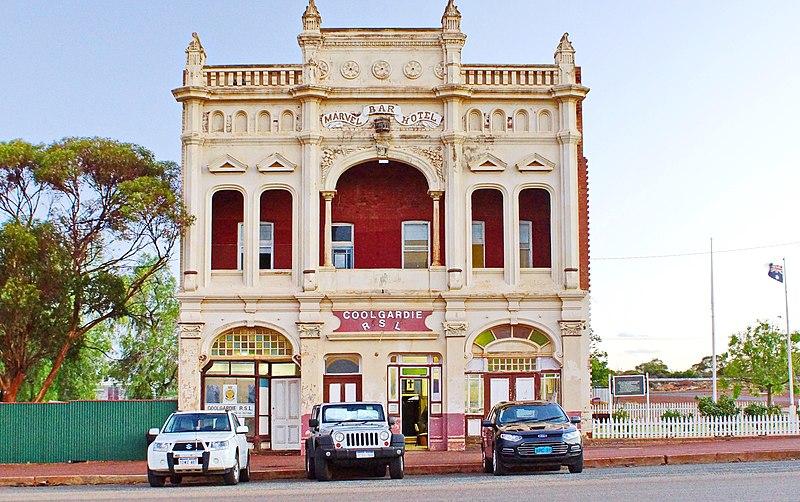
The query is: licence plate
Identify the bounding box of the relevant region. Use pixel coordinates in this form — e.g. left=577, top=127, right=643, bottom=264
left=534, top=446, right=553, bottom=455
left=356, top=451, right=375, bottom=459
left=178, top=457, right=199, bottom=466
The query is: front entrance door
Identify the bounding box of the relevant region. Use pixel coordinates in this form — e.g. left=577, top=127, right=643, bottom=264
left=271, top=378, right=301, bottom=450
left=400, top=378, right=429, bottom=448
left=487, top=375, right=537, bottom=413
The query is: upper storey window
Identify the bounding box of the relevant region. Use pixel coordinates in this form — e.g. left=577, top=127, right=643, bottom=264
left=402, top=221, right=429, bottom=269
left=332, top=223, right=354, bottom=269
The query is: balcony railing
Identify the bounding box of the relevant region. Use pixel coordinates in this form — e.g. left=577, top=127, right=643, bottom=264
left=195, top=65, right=304, bottom=88
left=461, top=65, right=558, bottom=87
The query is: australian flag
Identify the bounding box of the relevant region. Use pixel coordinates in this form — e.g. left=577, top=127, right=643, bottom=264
left=768, top=263, right=784, bottom=283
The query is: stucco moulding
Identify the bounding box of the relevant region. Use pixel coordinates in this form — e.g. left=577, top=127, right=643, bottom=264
left=207, top=154, right=248, bottom=174
left=516, top=153, right=556, bottom=172
left=468, top=153, right=507, bottom=173
left=257, top=153, right=297, bottom=173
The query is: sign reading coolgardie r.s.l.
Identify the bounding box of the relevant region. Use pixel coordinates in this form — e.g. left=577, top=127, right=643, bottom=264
left=333, top=310, right=432, bottom=332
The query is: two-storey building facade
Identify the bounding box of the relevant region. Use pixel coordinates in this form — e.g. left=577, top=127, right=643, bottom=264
left=173, top=0, right=590, bottom=451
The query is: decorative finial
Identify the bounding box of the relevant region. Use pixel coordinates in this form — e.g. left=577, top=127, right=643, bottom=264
left=554, top=33, right=576, bottom=85
left=302, top=0, right=322, bottom=32
left=441, top=0, right=461, bottom=32
left=185, top=32, right=206, bottom=69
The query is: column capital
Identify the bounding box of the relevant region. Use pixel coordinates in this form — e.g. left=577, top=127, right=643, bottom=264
left=443, top=321, right=469, bottom=338
left=178, top=322, right=205, bottom=339
left=558, top=320, right=586, bottom=337
left=428, top=190, right=444, bottom=200
left=297, top=322, right=323, bottom=339
left=321, top=190, right=337, bottom=201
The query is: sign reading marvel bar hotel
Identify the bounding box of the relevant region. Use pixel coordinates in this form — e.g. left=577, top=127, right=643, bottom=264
left=333, top=310, right=432, bottom=332
left=322, top=104, right=443, bottom=129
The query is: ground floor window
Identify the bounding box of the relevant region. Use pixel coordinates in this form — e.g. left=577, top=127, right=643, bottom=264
left=387, top=353, right=442, bottom=449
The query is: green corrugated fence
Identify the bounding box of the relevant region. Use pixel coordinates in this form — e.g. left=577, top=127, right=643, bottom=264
left=0, top=400, right=177, bottom=463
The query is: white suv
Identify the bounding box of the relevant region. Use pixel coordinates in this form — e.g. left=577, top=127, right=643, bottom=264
left=147, top=410, right=251, bottom=487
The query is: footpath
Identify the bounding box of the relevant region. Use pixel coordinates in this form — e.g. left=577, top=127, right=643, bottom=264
left=1, top=435, right=799, bottom=487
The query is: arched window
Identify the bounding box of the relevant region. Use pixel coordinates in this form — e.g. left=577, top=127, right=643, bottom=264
left=325, top=355, right=361, bottom=374
left=210, top=327, right=292, bottom=358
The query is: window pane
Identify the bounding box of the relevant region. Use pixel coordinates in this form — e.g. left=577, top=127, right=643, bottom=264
left=404, top=251, right=428, bottom=269
left=206, top=361, right=230, bottom=374
left=272, top=363, right=300, bottom=377
left=230, top=362, right=255, bottom=375
left=332, top=224, right=352, bottom=242
left=388, top=367, right=399, bottom=401
left=472, top=222, right=484, bottom=244
left=260, top=223, right=273, bottom=241
left=259, top=251, right=273, bottom=269
left=333, top=247, right=353, bottom=269
left=404, top=223, right=428, bottom=241
left=520, top=221, right=533, bottom=268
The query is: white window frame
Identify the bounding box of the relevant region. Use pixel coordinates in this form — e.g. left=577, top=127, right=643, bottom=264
left=332, top=223, right=354, bottom=269
left=237, top=222, right=245, bottom=270
left=259, top=222, right=274, bottom=270
left=471, top=221, right=486, bottom=268
left=402, top=221, right=430, bottom=269
left=519, top=220, right=533, bottom=268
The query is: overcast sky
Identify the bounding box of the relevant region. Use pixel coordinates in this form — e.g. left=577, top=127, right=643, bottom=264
left=2, top=0, right=798, bottom=372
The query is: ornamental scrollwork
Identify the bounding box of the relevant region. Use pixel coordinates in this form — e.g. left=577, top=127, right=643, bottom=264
left=558, top=320, right=586, bottom=337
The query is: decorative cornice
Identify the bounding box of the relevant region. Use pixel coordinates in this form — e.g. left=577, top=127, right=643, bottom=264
left=297, top=322, right=323, bottom=339
left=443, top=321, right=468, bottom=338
left=179, top=323, right=205, bottom=339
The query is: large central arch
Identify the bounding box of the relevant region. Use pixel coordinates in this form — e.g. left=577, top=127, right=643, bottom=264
left=323, top=147, right=443, bottom=192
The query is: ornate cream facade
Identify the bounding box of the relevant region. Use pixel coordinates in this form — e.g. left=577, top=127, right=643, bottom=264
left=173, top=0, right=590, bottom=451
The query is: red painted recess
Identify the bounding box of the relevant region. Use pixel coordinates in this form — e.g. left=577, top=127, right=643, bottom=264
left=260, top=189, right=293, bottom=269
left=471, top=188, right=505, bottom=268
left=322, top=161, right=444, bottom=269
left=211, top=190, right=243, bottom=270
left=519, top=188, right=551, bottom=268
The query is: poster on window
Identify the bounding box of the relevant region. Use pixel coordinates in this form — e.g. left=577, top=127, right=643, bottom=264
left=222, top=383, right=238, bottom=404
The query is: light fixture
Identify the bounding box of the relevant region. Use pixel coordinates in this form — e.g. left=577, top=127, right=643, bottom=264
left=378, top=159, right=389, bottom=164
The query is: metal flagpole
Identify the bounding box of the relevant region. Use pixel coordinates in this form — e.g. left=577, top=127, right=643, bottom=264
left=783, top=258, right=794, bottom=412
left=711, top=238, right=718, bottom=401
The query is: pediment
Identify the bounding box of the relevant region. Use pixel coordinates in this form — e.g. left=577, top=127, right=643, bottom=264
left=256, top=153, right=297, bottom=173
left=207, top=154, right=247, bottom=174
left=516, top=153, right=555, bottom=172
left=468, top=153, right=507, bottom=172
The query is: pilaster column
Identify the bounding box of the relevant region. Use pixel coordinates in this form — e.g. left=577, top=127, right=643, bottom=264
left=443, top=321, right=468, bottom=451
left=558, top=320, right=590, bottom=424
left=298, top=321, right=323, bottom=441
left=429, top=190, right=444, bottom=266
left=321, top=190, right=336, bottom=267
left=178, top=323, right=205, bottom=411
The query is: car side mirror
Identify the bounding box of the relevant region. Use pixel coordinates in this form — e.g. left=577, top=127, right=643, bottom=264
left=148, top=427, right=160, bottom=436
left=388, top=417, right=396, bottom=426
left=308, top=418, right=319, bottom=429
left=481, top=420, right=494, bottom=428
left=570, top=416, right=581, bottom=424
left=236, top=425, right=249, bottom=434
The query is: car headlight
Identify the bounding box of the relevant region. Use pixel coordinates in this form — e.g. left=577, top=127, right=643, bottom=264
left=333, top=432, right=345, bottom=443
left=499, top=433, right=522, bottom=442
left=379, top=430, right=390, bottom=441
left=208, top=440, right=229, bottom=450
left=563, top=430, right=581, bottom=442
left=152, top=442, right=171, bottom=452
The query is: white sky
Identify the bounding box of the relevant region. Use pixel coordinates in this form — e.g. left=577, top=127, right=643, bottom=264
left=2, top=0, right=798, bottom=372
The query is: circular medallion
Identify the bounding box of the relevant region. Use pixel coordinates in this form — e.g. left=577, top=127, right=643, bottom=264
left=403, top=60, right=423, bottom=79
left=318, top=59, right=330, bottom=79
left=372, top=60, right=392, bottom=79
left=434, top=61, right=446, bottom=79
left=341, top=60, right=360, bottom=79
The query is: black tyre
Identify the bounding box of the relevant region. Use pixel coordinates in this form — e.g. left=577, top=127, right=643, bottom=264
left=169, top=475, right=182, bottom=485
left=223, top=456, right=240, bottom=485
left=147, top=469, right=166, bottom=487
left=492, top=448, right=506, bottom=476
left=314, top=448, right=333, bottom=481
left=389, top=456, right=404, bottom=479
left=568, top=453, right=584, bottom=474
left=481, top=445, right=492, bottom=473
left=240, top=453, right=251, bottom=482
left=305, top=443, right=316, bottom=480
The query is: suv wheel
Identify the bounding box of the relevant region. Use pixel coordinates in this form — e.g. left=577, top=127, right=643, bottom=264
left=305, top=444, right=317, bottom=480
left=568, top=453, right=584, bottom=473
left=147, top=469, right=165, bottom=487
left=223, top=457, right=240, bottom=485
left=481, top=445, right=492, bottom=473
left=169, top=475, right=182, bottom=485
left=389, top=456, right=404, bottom=479
left=492, top=448, right=506, bottom=476
left=240, top=453, right=251, bottom=482
left=314, top=448, right=333, bottom=481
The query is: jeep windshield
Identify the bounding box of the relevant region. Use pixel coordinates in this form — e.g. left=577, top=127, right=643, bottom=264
left=497, top=404, right=568, bottom=426
left=322, top=404, right=385, bottom=423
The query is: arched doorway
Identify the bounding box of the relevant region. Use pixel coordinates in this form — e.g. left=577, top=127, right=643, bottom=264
left=464, top=324, right=561, bottom=437
left=201, top=326, right=300, bottom=450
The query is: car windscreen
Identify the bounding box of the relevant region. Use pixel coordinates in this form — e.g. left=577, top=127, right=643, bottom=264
left=163, top=413, right=232, bottom=433
left=497, top=404, right=568, bottom=425
left=322, top=404, right=385, bottom=423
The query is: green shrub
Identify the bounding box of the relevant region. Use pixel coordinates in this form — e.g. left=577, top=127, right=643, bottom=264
left=743, top=402, right=782, bottom=416
left=696, top=394, right=740, bottom=417
left=612, top=408, right=630, bottom=421
left=661, top=409, right=683, bottom=419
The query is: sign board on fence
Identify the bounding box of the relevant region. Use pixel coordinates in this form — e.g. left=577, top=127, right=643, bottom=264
left=613, top=375, right=646, bottom=396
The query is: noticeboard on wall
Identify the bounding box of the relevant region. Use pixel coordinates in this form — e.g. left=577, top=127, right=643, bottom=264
left=613, top=375, right=646, bottom=396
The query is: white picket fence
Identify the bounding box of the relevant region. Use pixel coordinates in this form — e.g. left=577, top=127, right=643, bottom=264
left=591, top=414, right=800, bottom=439
left=591, top=401, right=757, bottom=420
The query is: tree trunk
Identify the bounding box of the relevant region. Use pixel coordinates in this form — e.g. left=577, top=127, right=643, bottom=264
left=2, top=372, right=26, bottom=402
left=33, top=335, right=75, bottom=402
left=766, top=387, right=773, bottom=408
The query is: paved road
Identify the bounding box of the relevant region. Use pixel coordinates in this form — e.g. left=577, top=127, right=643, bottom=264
left=3, top=461, right=799, bottom=502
